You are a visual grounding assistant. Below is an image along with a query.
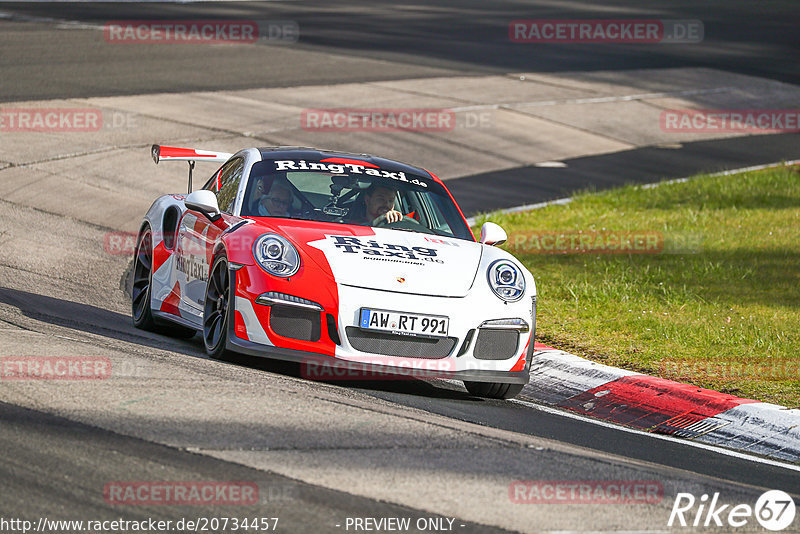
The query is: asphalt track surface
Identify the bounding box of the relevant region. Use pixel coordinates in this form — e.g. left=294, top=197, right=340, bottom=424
left=1, top=1, right=800, bottom=532
left=1, top=284, right=798, bottom=531
left=0, top=285, right=798, bottom=493
left=451, top=133, right=800, bottom=216
left=1, top=402, right=514, bottom=534
left=1, top=0, right=799, bottom=102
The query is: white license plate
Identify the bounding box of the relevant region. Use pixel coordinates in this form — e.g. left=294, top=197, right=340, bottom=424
left=359, top=308, right=449, bottom=338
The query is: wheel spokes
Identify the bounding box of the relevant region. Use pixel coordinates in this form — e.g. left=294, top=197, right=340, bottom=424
left=204, top=260, right=229, bottom=350
left=219, top=267, right=228, bottom=293
left=210, top=313, right=223, bottom=346
left=135, top=234, right=152, bottom=271
left=204, top=311, right=222, bottom=346
left=136, top=248, right=151, bottom=271
left=132, top=233, right=152, bottom=321
left=132, top=286, right=148, bottom=316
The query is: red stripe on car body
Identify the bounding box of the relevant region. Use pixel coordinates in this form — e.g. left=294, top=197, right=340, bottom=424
left=234, top=311, right=249, bottom=340
left=319, top=157, right=379, bottom=168
left=152, top=241, right=170, bottom=273
left=159, top=147, right=219, bottom=159
left=160, top=281, right=182, bottom=316
left=509, top=335, right=532, bottom=372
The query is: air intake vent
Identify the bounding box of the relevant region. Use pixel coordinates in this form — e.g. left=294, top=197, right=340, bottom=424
left=345, top=327, right=456, bottom=359
left=326, top=314, right=341, bottom=345
left=270, top=305, right=321, bottom=341
left=457, top=329, right=476, bottom=357
left=474, top=329, right=519, bottom=360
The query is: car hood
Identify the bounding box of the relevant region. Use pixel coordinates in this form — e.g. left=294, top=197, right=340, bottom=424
left=288, top=226, right=482, bottom=297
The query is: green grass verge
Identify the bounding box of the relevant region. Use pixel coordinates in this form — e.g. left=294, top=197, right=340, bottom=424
left=474, top=164, right=800, bottom=407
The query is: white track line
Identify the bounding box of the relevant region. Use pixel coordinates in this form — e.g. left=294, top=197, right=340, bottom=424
left=510, top=397, right=800, bottom=473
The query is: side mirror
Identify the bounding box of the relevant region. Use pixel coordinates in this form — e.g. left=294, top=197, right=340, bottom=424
left=185, top=190, right=221, bottom=221
left=480, top=221, right=507, bottom=246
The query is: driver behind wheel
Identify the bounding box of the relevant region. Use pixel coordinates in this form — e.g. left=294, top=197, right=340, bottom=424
left=350, top=184, right=403, bottom=225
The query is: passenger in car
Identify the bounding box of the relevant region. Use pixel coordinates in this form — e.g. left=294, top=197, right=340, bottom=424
left=258, top=179, right=293, bottom=217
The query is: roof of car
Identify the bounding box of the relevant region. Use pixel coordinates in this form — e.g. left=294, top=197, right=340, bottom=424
left=256, top=147, right=437, bottom=182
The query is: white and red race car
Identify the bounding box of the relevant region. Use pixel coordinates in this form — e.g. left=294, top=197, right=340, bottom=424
left=133, top=145, right=536, bottom=398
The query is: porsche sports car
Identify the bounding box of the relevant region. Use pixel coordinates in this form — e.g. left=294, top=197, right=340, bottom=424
left=132, top=145, right=536, bottom=399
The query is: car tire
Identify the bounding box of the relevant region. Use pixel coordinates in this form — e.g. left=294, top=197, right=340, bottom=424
left=131, top=226, right=198, bottom=339
left=131, top=228, right=158, bottom=331
left=463, top=381, right=525, bottom=400
left=203, top=253, right=231, bottom=359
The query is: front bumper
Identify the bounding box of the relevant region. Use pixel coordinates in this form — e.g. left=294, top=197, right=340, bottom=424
left=227, top=335, right=531, bottom=384
left=227, top=265, right=536, bottom=384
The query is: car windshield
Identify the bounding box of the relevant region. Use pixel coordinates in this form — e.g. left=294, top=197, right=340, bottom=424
left=241, top=158, right=473, bottom=240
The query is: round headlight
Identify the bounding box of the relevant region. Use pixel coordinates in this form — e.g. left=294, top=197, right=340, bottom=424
left=266, top=242, right=283, bottom=260
left=253, top=234, right=300, bottom=277
left=487, top=259, right=525, bottom=302
left=497, top=266, right=516, bottom=285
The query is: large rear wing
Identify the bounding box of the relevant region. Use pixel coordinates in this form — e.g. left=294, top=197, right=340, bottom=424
left=151, top=144, right=232, bottom=164
left=151, top=144, right=233, bottom=193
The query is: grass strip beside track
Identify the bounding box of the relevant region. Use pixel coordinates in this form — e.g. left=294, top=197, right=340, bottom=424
left=475, top=164, right=800, bottom=407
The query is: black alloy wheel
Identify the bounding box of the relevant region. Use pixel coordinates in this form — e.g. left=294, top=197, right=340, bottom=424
left=203, top=254, right=230, bottom=358
left=132, top=229, right=157, bottom=330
